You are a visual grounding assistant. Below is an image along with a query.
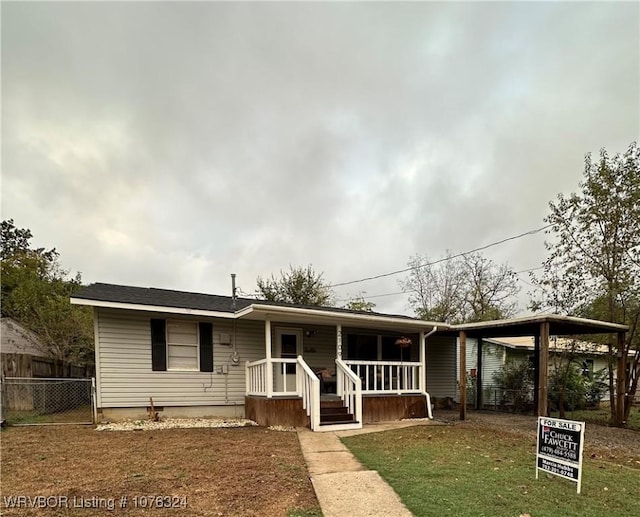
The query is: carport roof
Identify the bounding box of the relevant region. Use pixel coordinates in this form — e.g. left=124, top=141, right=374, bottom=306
left=445, top=314, right=628, bottom=338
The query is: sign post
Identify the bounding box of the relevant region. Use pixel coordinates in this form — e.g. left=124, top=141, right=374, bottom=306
left=536, top=416, right=585, bottom=494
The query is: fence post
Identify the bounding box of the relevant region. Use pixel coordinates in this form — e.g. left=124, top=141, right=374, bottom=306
left=0, top=377, right=4, bottom=425
left=92, top=377, right=98, bottom=424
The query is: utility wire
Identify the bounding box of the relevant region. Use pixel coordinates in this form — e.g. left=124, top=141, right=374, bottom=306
left=336, top=267, right=545, bottom=303
left=329, top=225, right=552, bottom=288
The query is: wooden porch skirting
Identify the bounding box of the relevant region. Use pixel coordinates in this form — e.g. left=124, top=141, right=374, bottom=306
left=363, top=394, right=427, bottom=422
left=244, top=396, right=310, bottom=427
left=245, top=394, right=427, bottom=427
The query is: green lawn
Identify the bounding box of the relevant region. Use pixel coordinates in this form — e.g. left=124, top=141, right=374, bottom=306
left=342, top=425, right=640, bottom=517
left=549, top=406, right=640, bottom=431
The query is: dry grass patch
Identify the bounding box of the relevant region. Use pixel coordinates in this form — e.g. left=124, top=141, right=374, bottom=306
left=1, top=425, right=320, bottom=516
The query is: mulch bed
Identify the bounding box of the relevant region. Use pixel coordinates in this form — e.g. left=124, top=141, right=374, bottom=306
left=1, top=425, right=319, bottom=516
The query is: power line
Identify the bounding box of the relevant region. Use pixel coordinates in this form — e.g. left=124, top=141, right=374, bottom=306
left=329, top=225, right=552, bottom=288
left=515, top=266, right=544, bottom=274
left=336, top=290, right=406, bottom=303
left=336, top=267, right=546, bottom=303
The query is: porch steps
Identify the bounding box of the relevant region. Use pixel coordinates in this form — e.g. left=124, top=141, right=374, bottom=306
left=319, top=399, right=358, bottom=427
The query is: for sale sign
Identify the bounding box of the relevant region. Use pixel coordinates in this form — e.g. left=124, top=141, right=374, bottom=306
left=536, top=417, right=585, bottom=493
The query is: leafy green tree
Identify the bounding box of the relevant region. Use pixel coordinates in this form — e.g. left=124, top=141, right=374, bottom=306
left=1, top=219, right=94, bottom=373
left=492, top=359, right=534, bottom=413
left=402, top=251, right=519, bottom=323
left=584, top=367, right=609, bottom=407
left=548, top=350, right=589, bottom=418
left=256, top=265, right=334, bottom=306
left=531, top=142, right=640, bottom=426
left=343, top=294, right=376, bottom=312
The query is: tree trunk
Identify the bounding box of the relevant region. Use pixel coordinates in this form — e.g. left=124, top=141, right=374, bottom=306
left=623, top=355, right=639, bottom=424
left=558, top=388, right=565, bottom=419
left=607, top=343, right=616, bottom=423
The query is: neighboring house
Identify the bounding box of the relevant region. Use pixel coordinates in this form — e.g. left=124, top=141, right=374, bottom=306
left=71, top=283, right=456, bottom=431
left=1, top=317, right=49, bottom=377
left=459, top=336, right=614, bottom=404
left=1, top=317, right=47, bottom=357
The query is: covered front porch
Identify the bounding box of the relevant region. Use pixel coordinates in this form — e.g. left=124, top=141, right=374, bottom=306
left=239, top=306, right=443, bottom=431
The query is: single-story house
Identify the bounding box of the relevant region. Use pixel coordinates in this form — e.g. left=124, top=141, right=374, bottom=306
left=71, top=283, right=456, bottom=431
left=71, top=283, right=630, bottom=430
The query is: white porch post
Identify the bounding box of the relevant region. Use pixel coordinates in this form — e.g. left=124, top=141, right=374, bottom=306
left=419, top=330, right=426, bottom=394
left=265, top=318, right=273, bottom=398
left=336, top=324, right=343, bottom=394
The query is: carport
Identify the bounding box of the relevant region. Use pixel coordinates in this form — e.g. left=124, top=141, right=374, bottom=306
left=448, top=315, right=628, bottom=423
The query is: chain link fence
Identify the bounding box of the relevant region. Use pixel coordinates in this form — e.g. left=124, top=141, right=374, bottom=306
left=0, top=377, right=95, bottom=425
left=467, top=386, right=608, bottom=421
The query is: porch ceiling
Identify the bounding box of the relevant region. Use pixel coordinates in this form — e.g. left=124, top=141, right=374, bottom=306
left=236, top=304, right=448, bottom=333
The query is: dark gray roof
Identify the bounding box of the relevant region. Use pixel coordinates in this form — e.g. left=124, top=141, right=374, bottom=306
left=71, top=283, right=423, bottom=321
left=72, top=283, right=254, bottom=312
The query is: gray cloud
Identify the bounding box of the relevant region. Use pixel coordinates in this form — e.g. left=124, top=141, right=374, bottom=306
left=2, top=1, right=638, bottom=315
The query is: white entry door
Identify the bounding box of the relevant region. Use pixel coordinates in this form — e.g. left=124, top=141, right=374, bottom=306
left=274, top=328, right=302, bottom=393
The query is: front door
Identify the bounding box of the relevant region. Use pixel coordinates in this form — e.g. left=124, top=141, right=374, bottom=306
left=274, top=328, right=302, bottom=393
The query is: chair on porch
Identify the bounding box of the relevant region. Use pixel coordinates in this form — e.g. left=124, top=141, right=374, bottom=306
left=314, top=368, right=336, bottom=394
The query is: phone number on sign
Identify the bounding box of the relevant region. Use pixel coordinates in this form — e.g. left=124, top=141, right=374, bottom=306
left=130, top=496, right=187, bottom=508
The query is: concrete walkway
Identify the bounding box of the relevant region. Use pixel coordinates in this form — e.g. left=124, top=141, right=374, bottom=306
left=297, top=420, right=445, bottom=517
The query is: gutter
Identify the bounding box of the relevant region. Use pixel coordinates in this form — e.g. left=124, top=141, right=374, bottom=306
left=70, top=297, right=449, bottom=331
left=244, top=303, right=448, bottom=330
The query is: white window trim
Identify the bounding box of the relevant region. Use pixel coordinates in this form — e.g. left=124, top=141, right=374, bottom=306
left=166, top=320, right=200, bottom=371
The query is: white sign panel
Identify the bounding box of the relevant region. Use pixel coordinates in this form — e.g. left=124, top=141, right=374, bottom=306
left=536, top=417, right=585, bottom=493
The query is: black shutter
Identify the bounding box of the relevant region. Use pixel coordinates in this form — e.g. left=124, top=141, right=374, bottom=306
left=199, top=322, right=213, bottom=372
left=150, top=319, right=167, bottom=371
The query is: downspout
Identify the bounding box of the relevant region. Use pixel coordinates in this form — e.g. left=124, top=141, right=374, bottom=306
left=423, top=326, right=438, bottom=419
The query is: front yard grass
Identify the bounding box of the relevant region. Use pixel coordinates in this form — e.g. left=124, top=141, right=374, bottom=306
left=1, top=425, right=320, bottom=516
left=550, top=405, right=640, bottom=431
left=342, top=424, right=640, bottom=517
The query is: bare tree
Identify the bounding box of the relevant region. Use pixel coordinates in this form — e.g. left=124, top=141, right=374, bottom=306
left=401, top=252, right=468, bottom=323
left=463, top=253, right=519, bottom=322
left=401, top=251, right=519, bottom=323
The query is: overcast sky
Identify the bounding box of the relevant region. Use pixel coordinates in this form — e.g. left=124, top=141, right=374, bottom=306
left=2, top=1, right=638, bottom=316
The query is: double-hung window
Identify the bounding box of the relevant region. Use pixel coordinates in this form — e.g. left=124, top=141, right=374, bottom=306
left=166, top=320, right=199, bottom=370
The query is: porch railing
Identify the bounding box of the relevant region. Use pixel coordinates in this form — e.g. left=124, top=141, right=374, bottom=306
left=343, top=360, right=422, bottom=394
left=246, top=356, right=320, bottom=430
left=271, top=358, right=298, bottom=396
left=296, top=356, right=320, bottom=431
left=336, top=358, right=362, bottom=425
left=246, top=359, right=268, bottom=396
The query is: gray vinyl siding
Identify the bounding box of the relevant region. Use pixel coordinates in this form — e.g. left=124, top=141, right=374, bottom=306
left=274, top=323, right=336, bottom=372
left=96, top=308, right=449, bottom=408
left=426, top=336, right=457, bottom=398
left=96, top=308, right=265, bottom=408
left=464, top=340, right=505, bottom=389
